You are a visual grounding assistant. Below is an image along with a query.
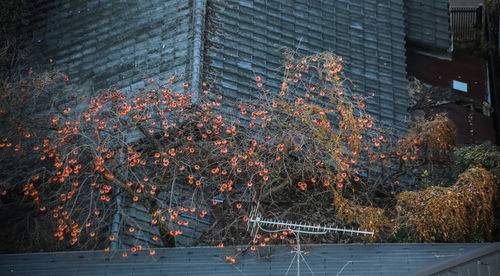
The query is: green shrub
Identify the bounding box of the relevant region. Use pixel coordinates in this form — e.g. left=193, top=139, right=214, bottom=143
left=454, top=142, right=500, bottom=177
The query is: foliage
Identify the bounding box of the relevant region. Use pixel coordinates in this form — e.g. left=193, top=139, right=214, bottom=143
left=454, top=142, right=500, bottom=177
left=394, top=167, right=497, bottom=242
left=0, top=70, right=78, bottom=252
left=1, top=47, right=490, bottom=259
left=401, top=113, right=456, bottom=163
left=0, top=51, right=400, bottom=254
left=333, top=196, right=390, bottom=241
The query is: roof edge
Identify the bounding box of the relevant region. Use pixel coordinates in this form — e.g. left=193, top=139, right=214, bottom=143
left=410, top=242, right=500, bottom=276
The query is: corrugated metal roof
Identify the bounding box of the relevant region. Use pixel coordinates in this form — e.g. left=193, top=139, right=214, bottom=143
left=412, top=243, right=500, bottom=276
left=404, top=0, right=453, bottom=52
left=0, top=243, right=492, bottom=275
left=204, top=0, right=410, bottom=133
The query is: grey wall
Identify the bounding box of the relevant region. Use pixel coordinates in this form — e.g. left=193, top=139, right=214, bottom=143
left=204, top=0, right=409, bottom=132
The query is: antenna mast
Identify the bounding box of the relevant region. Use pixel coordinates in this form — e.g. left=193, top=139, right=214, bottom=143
left=248, top=208, right=374, bottom=276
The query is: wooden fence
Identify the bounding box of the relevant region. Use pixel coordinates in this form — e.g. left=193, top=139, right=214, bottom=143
left=451, top=5, right=483, bottom=41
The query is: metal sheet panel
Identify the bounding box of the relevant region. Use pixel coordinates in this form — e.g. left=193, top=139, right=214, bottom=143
left=0, top=243, right=489, bottom=276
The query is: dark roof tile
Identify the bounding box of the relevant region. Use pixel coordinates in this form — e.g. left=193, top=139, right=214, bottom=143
left=404, top=0, right=452, bottom=52
left=209, top=0, right=410, bottom=131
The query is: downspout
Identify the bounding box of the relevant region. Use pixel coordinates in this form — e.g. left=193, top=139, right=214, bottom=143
left=190, top=0, right=207, bottom=103
left=447, top=0, right=453, bottom=54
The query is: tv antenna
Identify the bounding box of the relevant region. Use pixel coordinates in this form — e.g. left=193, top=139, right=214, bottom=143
left=247, top=207, right=374, bottom=276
